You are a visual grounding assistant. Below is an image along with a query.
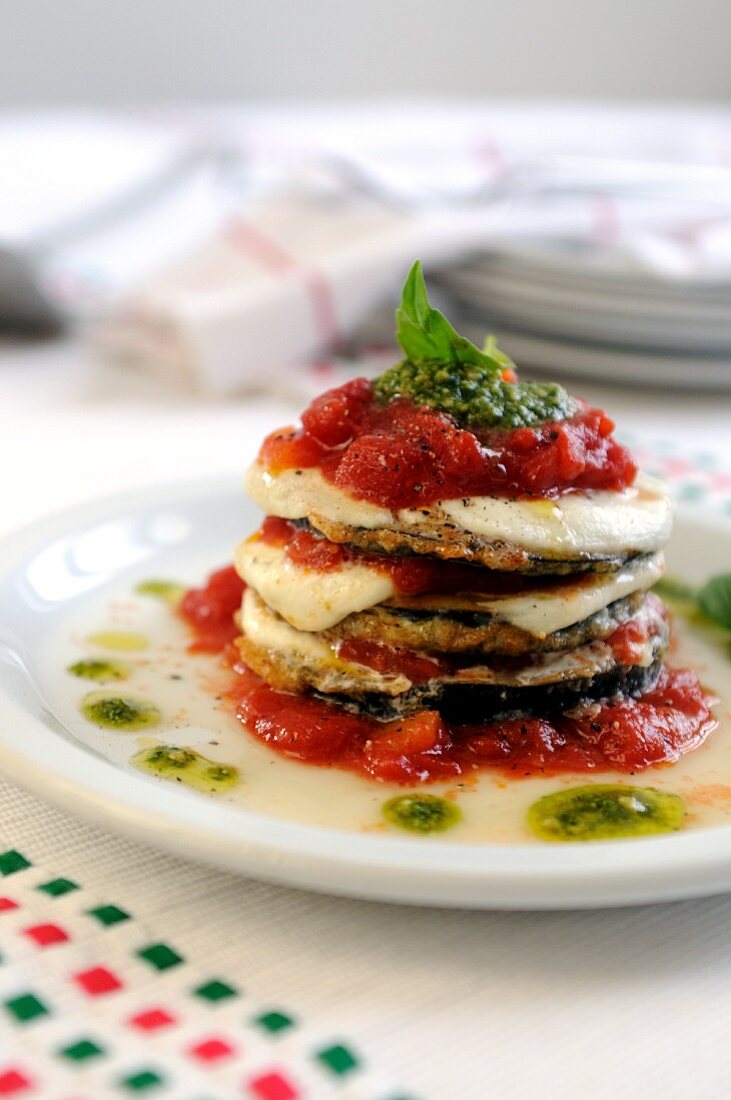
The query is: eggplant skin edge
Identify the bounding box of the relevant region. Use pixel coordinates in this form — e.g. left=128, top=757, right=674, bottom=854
left=315, top=657, right=666, bottom=723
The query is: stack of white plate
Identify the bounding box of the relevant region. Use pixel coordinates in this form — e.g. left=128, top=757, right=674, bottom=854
left=442, top=243, right=731, bottom=390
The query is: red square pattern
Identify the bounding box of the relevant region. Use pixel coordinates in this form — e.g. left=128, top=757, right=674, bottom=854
left=189, top=1037, right=236, bottom=1062
left=74, top=966, right=123, bottom=996
left=128, top=1008, right=176, bottom=1032
left=247, top=1071, right=299, bottom=1100
left=23, top=923, right=69, bottom=947
left=0, top=898, right=18, bottom=913
left=0, top=1069, right=32, bottom=1096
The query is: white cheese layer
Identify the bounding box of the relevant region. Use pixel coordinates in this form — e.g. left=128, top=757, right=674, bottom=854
left=240, top=587, right=331, bottom=662
left=240, top=589, right=410, bottom=694
left=470, top=554, right=663, bottom=637
left=235, top=537, right=394, bottom=632
left=237, top=535, right=663, bottom=636
left=245, top=464, right=673, bottom=557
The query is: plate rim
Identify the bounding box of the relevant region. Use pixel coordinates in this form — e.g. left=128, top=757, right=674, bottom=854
left=2, top=476, right=731, bottom=910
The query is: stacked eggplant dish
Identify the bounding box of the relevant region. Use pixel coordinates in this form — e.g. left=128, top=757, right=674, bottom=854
left=228, top=264, right=711, bottom=784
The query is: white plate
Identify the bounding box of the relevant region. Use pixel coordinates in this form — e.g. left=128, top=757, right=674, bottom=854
left=1, top=478, right=731, bottom=910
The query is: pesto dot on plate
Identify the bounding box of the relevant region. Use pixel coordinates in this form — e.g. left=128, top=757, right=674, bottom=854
left=134, top=579, right=186, bottom=604
left=81, top=691, right=160, bottom=731
left=527, top=784, right=686, bottom=842
left=67, top=658, right=130, bottom=682
left=382, top=793, right=462, bottom=834
left=131, top=744, right=238, bottom=792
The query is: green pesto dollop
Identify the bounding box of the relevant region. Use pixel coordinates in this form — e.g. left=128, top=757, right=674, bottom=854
left=131, top=744, right=238, bottom=793
left=527, top=784, right=686, bottom=843
left=81, top=691, right=160, bottom=731
left=382, top=793, right=462, bottom=834
left=373, top=357, right=578, bottom=431
left=135, top=579, right=186, bottom=605
left=373, top=261, right=579, bottom=430
left=67, top=658, right=130, bottom=683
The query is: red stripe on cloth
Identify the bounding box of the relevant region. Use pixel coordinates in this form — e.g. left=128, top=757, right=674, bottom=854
left=224, top=218, right=341, bottom=351
left=226, top=219, right=295, bottom=276
left=474, top=137, right=505, bottom=182
left=301, top=269, right=340, bottom=349
left=591, top=195, right=619, bottom=245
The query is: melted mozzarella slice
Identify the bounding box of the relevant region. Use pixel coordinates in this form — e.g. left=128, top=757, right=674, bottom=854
left=436, top=478, right=671, bottom=556
left=236, top=533, right=663, bottom=636
left=235, top=536, right=394, bottom=632
left=240, top=588, right=410, bottom=694
left=459, top=554, right=663, bottom=637
left=245, top=464, right=673, bottom=557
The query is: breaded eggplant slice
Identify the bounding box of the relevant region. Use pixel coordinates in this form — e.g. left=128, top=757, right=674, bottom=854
left=245, top=464, right=673, bottom=574
left=325, top=591, right=645, bottom=657
left=305, top=516, right=630, bottom=574
left=237, top=589, right=669, bottom=721
left=235, top=529, right=664, bottom=645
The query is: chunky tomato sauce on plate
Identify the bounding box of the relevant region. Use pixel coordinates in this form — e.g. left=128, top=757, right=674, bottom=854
left=179, top=569, right=715, bottom=784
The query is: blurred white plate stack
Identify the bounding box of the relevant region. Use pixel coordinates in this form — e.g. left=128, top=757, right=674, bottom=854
left=440, top=235, right=731, bottom=390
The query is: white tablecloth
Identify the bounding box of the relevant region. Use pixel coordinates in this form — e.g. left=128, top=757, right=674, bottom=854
left=3, top=336, right=731, bottom=1099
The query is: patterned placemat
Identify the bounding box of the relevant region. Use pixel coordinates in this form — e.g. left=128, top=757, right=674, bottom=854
left=0, top=850, right=413, bottom=1100
left=627, top=436, right=731, bottom=515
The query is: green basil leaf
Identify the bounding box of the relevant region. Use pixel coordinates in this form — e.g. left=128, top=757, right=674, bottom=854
left=697, top=573, right=731, bottom=630
left=396, top=261, right=504, bottom=371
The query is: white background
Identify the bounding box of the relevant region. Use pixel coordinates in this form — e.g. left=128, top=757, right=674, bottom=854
left=3, top=0, right=731, bottom=105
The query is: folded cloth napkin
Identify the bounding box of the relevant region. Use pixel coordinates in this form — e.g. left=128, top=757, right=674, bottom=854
left=7, top=102, right=731, bottom=391
left=94, top=187, right=501, bottom=394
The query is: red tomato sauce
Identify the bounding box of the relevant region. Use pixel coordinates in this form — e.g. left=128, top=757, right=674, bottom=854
left=179, top=565, right=245, bottom=653
left=257, top=516, right=572, bottom=597
left=335, top=638, right=447, bottom=683
left=258, top=378, right=637, bottom=507
left=229, top=663, right=716, bottom=783
left=181, top=573, right=714, bottom=783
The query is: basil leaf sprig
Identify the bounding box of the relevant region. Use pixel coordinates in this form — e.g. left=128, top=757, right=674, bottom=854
left=655, top=573, right=731, bottom=630
left=373, top=261, right=579, bottom=430
left=395, top=259, right=507, bottom=371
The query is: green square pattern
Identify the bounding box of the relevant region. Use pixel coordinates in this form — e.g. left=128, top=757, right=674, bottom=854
left=121, top=1069, right=164, bottom=1092
left=59, top=1038, right=104, bottom=1062
left=316, top=1043, right=359, bottom=1076
left=256, top=1010, right=295, bottom=1034
left=137, top=943, right=183, bottom=971
left=5, top=992, right=49, bottom=1023
left=0, top=850, right=31, bottom=876
left=87, top=904, right=130, bottom=927
left=193, top=979, right=237, bottom=1003
left=36, top=877, right=79, bottom=897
